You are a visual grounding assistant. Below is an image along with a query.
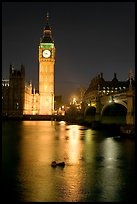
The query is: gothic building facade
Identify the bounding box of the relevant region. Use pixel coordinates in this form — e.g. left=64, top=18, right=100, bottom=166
left=83, top=71, right=135, bottom=106
left=2, top=14, right=55, bottom=116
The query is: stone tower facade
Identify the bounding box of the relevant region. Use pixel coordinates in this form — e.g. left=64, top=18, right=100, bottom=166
left=39, top=13, right=55, bottom=115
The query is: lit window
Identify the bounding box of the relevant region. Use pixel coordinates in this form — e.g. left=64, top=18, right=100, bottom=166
left=115, top=87, right=117, bottom=90
left=103, top=87, right=105, bottom=89
left=119, top=87, right=121, bottom=89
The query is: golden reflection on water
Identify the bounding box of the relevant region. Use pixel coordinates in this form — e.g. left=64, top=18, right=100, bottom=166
left=17, top=121, right=90, bottom=201
left=17, top=121, right=62, bottom=201
left=3, top=121, right=135, bottom=202
left=11, top=121, right=110, bottom=201
left=20, top=121, right=56, bottom=164
left=66, top=125, right=82, bottom=164
left=60, top=125, right=84, bottom=201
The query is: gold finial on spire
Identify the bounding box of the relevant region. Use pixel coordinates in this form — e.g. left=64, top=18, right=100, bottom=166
left=46, top=11, right=49, bottom=23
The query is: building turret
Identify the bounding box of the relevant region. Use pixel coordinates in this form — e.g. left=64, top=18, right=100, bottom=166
left=129, top=67, right=133, bottom=87
left=9, top=64, right=14, bottom=76
left=114, top=73, right=117, bottom=79
left=21, top=64, right=25, bottom=77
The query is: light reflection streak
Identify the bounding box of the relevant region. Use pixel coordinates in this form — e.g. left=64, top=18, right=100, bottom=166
left=83, top=129, right=95, bottom=163
left=61, top=125, right=84, bottom=201
left=66, top=125, right=82, bottom=164
left=85, top=129, right=93, bottom=143
left=101, top=138, right=119, bottom=160
left=97, top=138, right=122, bottom=201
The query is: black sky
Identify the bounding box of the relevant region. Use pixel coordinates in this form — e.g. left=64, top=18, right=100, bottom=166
left=2, top=2, right=135, bottom=102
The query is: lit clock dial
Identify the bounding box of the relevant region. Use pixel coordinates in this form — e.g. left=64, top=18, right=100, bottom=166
left=43, top=50, right=51, bottom=58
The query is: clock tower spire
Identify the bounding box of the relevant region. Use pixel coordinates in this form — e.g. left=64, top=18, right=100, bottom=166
left=39, top=13, right=55, bottom=115
left=41, top=12, right=54, bottom=44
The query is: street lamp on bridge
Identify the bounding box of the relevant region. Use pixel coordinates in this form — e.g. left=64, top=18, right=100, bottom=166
left=109, top=96, right=114, bottom=103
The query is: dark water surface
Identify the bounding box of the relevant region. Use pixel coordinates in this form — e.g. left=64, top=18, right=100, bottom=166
left=2, top=120, right=135, bottom=202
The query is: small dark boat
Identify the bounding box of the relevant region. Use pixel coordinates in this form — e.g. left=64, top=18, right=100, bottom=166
left=51, top=161, right=65, bottom=168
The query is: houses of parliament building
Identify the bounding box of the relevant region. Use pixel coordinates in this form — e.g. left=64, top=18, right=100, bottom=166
left=2, top=14, right=56, bottom=117
left=2, top=14, right=135, bottom=118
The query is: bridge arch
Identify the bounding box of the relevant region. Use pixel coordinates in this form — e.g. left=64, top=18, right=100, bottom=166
left=85, top=106, right=96, bottom=116
left=101, top=102, right=127, bottom=124
left=84, top=106, right=96, bottom=123
left=101, top=100, right=127, bottom=115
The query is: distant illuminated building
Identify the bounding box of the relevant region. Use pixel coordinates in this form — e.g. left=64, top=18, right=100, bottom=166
left=83, top=72, right=135, bottom=105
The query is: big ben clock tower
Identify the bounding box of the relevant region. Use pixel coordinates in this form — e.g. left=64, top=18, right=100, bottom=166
left=39, top=13, right=55, bottom=115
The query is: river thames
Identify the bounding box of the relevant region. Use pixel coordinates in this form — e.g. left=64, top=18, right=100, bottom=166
left=2, top=120, right=135, bottom=202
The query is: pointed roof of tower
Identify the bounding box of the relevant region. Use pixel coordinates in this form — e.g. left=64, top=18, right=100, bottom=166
left=129, top=67, right=133, bottom=81
left=127, top=66, right=135, bottom=88
left=41, top=12, right=54, bottom=43
left=44, top=12, right=51, bottom=30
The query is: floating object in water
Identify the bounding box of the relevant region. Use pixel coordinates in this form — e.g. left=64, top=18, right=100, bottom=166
left=51, top=161, right=65, bottom=167
left=57, top=162, right=65, bottom=167
left=51, top=161, right=57, bottom=167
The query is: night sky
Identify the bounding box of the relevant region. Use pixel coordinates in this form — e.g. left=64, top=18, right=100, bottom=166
left=2, top=2, right=135, bottom=102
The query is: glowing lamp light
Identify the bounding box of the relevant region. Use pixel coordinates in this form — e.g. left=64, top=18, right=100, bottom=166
left=109, top=96, right=114, bottom=103
left=73, top=97, right=76, bottom=104
left=91, top=102, right=96, bottom=107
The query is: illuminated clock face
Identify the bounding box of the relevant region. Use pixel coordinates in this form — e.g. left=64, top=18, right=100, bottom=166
left=43, top=50, right=51, bottom=58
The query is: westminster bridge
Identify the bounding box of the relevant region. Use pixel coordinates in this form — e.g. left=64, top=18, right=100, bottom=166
left=83, top=83, right=135, bottom=126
